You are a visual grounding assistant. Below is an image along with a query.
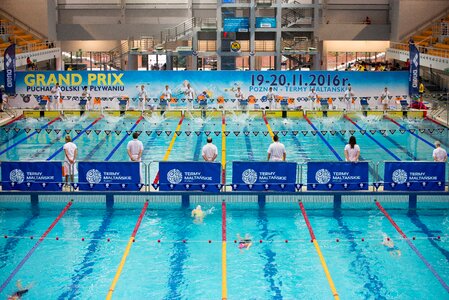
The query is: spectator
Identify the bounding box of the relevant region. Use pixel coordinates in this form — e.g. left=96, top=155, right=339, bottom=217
left=364, top=16, right=371, bottom=25
left=405, top=58, right=410, bottom=70
left=418, top=78, right=425, bottom=101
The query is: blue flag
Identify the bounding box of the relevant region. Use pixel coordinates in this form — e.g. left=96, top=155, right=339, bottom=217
left=3, top=44, right=16, bottom=95
left=408, top=42, right=419, bottom=96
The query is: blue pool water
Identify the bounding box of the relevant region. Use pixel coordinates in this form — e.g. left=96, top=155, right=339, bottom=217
left=0, top=112, right=448, bottom=184
left=0, top=200, right=449, bottom=299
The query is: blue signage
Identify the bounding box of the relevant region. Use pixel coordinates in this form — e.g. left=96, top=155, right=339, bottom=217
left=1, top=161, right=62, bottom=191
left=232, top=162, right=297, bottom=191
left=384, top=162, right=445, bottom=191
left=224, top=18, right=249, bottom=32
left=158, top=162, right=222, bottom=192
left=307, top=162, right=369, bottom=190
left=3, top=44, right=16, bottom=95
left=78, top=162, right=142, bottom=191
left=222, top=0, right=235, bottom=3
left=409, top=42, right=420, bottom=96
left=256, top=17, right=276, bottom=28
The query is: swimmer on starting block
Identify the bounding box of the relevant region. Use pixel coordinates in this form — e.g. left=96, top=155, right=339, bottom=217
left=382, top=233, right=401, bottom=257
left=237, top=233, right=252, bottom=251
left=191, top=205, right=205, bottom=223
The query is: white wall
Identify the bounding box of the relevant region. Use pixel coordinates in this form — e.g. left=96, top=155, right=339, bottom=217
left=324, top=40, right=390, bottom=52
left=0, top=0, right=49, bottom=37
left=60, top=40, right=121, bottom=52
left=391, top=0, right=449, bottom=41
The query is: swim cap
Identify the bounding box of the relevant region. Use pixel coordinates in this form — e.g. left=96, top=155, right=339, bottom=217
left=196, top=205, right=201, bottom=210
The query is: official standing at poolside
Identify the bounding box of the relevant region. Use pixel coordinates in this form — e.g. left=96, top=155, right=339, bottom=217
left=51, top=83, right=62, bottom=110
left=344, top=136, right=360, bottom=162
left=235, top=87, right=244, bottom=110
left=344, top=85, right=355, bottom=111
left=433, top=141, right=447, bottom=162
left=63, top=135, right=78, bottom=186
left=127, top=132, right=144, bottom=182
left=202, top=137, right=218, bottom=162
left=185, top=83, right=195, bottom=110
left=266, top=87, right=276, bottom=110
left=137, top=84, right=148, bottom=111
left=161, top=85, right=172, bottom=110
left=380, top=87, right=390, bottom=111
left=267, top=135, right=286, bottom=161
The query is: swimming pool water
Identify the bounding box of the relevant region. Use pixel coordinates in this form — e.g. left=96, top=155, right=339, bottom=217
left=0, top=200, right=448, bottom=299
left=1, top=113, right=448, bottom=184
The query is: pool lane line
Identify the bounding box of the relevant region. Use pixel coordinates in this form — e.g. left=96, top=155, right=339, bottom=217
left=1, top=114, right=24, bottom=127
left=243, top=125, right=255, bottom=161
left=384, top=115, right=442, bottom=150
left=262, top=114, right=275, bottom=138
left=375, top=200, right=449, bottom=293
left=299, top=201, right=340, bottom=300
left=0, top=116, right=60, bottom=156
left=152, top=115, right=185, bottom=184
left=47, top=115, right=104, bottom=161
left=344, top=115, right=401, bottom=161
left=193, top=124, right=206, bottom=161
left=0, top=199, right=73, bottom=293
left=221, top=113, right=226, bottom=185
left=304, top=115, right=343, bottom=161
left=105, top=115, right=144, bottom=161
left=107, top=200, right=149, bottom=299
left=57, top=208, right=114, bottom=300
left=222, top=200, right=227, bottom=300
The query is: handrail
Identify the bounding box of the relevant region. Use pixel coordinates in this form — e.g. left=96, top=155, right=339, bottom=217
left=160, top=17, right=196, bottom=44
left=390, top=41, right=449, bottom=59
left=0, top=8, right=48, bottom=41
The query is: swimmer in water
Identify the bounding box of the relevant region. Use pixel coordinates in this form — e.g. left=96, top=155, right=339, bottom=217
left=382, top=233, right=401, bottom=257
left=191, top=205, right=205, bottom=223
left=8, top=280, right=32, bottom=300
left=237, top=233, right=252, bottom=251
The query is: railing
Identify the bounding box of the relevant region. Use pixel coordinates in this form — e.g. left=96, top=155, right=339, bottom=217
left=0, top=8, right=48, bottom=41
left=160, top=17, right=196, bottom=45
left=389, top=42, right=449, bottom=59
left=1, top=160, right=446, bottom=193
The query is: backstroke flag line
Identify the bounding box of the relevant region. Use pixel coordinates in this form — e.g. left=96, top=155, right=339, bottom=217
left=4, top=43, right=16, bottom=95
left=408, top=41, right=419, bottom=96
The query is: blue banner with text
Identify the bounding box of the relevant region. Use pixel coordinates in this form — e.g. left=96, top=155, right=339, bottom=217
left=78, top=162, right=141, bottom=191
left=232, top=162, right=297, bottom=191
left=384, top=162, right=445, bottom=191
left=158, top=162, right=222, bottom=192
left=307, top=162, right=369, bottom=190
left=1, top=161, right=62, bottom=191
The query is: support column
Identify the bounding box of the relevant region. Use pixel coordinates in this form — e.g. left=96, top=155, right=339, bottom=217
left=192, top=31, right=198, bottom=70
left=127, top=53, right=138, bottom=70
left=216, top=1, right=223, bottom=70
left=275, top=0, right=282, bottom=70
left=249, top=0, right=256, bottom=70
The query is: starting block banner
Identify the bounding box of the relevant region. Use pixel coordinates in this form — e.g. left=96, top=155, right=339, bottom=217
left=307, top=161, right=369, bottom=190
left=1, top=161, right=63, bottom=191
left=384, top=161, right=445, bottom=191
left=157, top=162, right=221, bottom=192
left=232, top=161, right=297, bottom=191
left=78, top=162, right=142, bottom=191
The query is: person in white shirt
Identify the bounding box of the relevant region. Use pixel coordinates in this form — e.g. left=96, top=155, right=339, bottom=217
left=0, top=86, right=7, bottom=112
left=433, top=140, right=447, bottom=162
left=380, top=87, right=390, bottom=111
left=184, top=83, right=195, bottom=110
left=235, top=87, right=244, bottom=109
left=266, top=87, right=276, bottom=110
left=127, top=132, right=144, bottom=183
left=161, top=85, right=172, bottom=110
left=267, top=135, right=286, bottom=161
left=137, top=85, right=148, bottom=111
left=344, top=85, right=355, bottom=111
left=308, top=88, right=318, bottom=110
left=63, top=135, right=78, bottom=186
left=202, top=137, right=218, bottom=162
left=81, top=86, right=90, bottom=110
left=344, top=136, right=360, bottom=162
left=51, top=83, right=62, bottom=110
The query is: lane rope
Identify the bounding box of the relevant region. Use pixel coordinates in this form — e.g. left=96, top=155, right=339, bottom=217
left=106, top=200, right=149, bottom=299
left=375, top=199, right=449, bottom=292
left=222, top=200, right=227, bottom=300
left=304, top=115, right=343, bottom=161
left=299, top=201, right=340, bottom=300
left=0, top=200, right=73, bottom=293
